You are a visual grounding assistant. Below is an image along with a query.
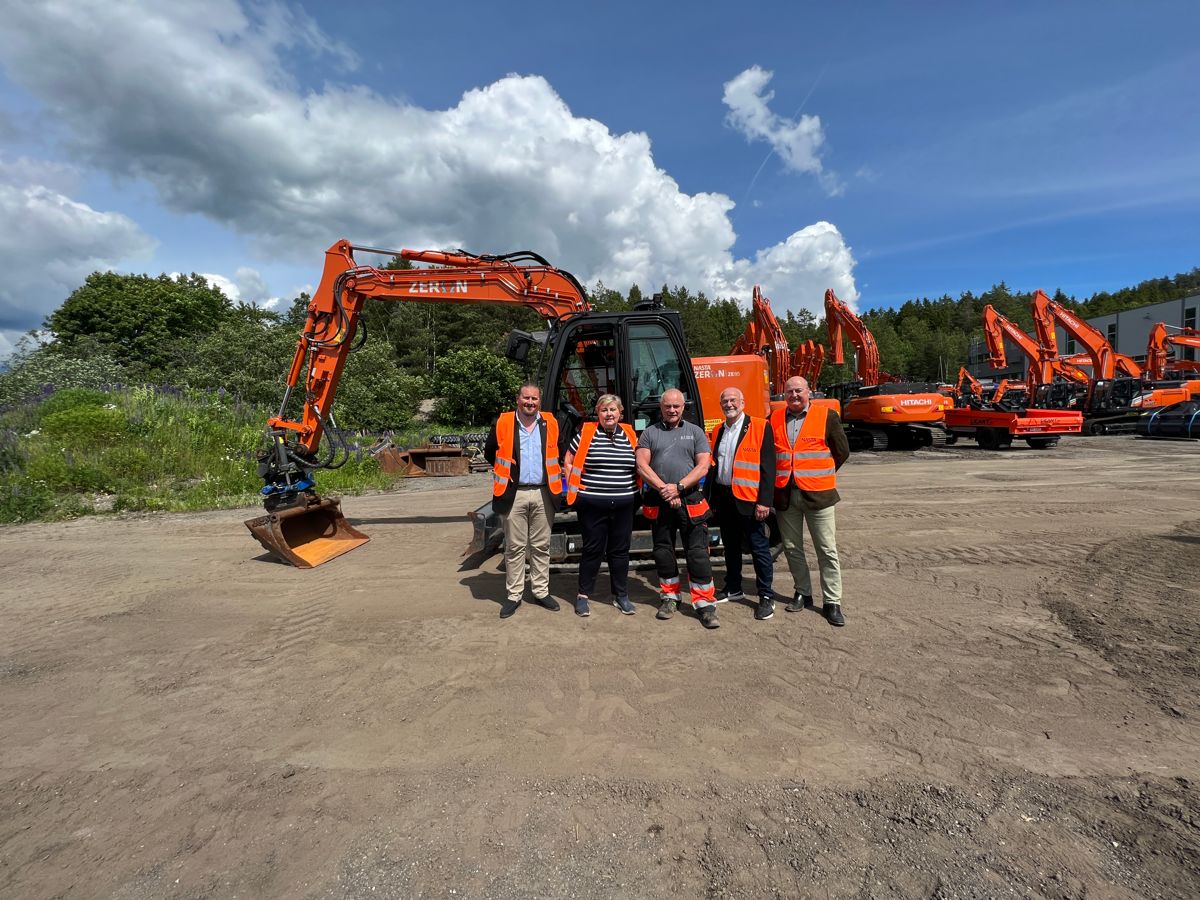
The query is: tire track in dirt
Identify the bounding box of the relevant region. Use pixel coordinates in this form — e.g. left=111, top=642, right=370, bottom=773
left=1042, top=520, right=1200, bottom=723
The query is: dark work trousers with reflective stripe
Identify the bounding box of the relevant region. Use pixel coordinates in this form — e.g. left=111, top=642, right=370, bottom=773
left=711, top=483, right=774, bottom=599
left=576, top=493, right=636, bottom=599
left=650, top=502, right=713, bottom=593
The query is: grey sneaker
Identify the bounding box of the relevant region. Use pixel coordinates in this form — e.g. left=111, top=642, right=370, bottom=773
left=699, top=607, right=721, bottom=629
left=574, top=595, right=591, bottom=617
left=754, top=598, right=775, bottom=620
left=656, top=598, right=677, bottom=620
left=715, top=589, right=744, bottom=603
left=613, top=595, right=636, bottom=615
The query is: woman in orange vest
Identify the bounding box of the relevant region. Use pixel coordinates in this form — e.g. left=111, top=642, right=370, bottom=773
left=562, top=394, right=639, bottom=618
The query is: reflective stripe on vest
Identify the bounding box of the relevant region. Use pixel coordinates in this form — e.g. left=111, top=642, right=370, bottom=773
left=566, top=421, right=637, bottom=505
left=492, top=412, right=563, bottom=498
left=709, top=417, right=767, bottom=504
left=770, top=405, right=836, bottom=492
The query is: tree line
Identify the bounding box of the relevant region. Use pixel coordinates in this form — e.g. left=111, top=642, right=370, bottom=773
left=3, top=264, right=1197, bottom=428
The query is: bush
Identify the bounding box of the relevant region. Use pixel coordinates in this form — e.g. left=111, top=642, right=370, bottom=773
left=431, top=348, right=522, bottom=424
left=0, top=343, right=124, bottom=407
left=40, top=406, right=129, bottom=448
left=0, top=477, right=54, bottom=522
left=23, top=452, right=110, bottom=492
left=36, top=387, right=112, bottom=420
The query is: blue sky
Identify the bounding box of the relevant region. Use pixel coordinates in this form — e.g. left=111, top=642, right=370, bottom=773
left=0, top=0, right=1196, bottom=356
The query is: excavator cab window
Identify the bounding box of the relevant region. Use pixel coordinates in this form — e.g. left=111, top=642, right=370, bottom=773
left=627, top=321, right=698, bottom=430
left=552, top=326, right=619, bottom=439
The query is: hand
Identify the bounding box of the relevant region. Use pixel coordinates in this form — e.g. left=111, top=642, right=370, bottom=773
left=660, top=483, right=679, bottom=502
left=754, top=503, right=770, bottom=522
left=669, top=497, right=683, bottom=509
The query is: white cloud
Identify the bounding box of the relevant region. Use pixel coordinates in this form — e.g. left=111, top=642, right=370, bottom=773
left=0, top=157, right=155, bottom=332
left=184, top=267, right=279, bottom=310
left=0, top=1, right=856, bottom=323
left=723, top=65, right=843, bottom=196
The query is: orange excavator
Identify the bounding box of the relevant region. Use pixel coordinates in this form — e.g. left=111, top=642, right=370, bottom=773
left=248, top=240, right=779, bottom=568
left=1146, top=323, right=1200, bottom=381
left=1030, top=292, right=1198, bottom=430
left=981, top=304, right=1091, bottom=405
left=792, top=339, right=825, bottom=385
left=725, top=285, right=834, bottom=418
left=824, top=289, right=952, bottom=450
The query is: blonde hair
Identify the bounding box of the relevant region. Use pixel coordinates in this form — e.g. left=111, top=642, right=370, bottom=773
left=595, top=393, right=624, bottom=412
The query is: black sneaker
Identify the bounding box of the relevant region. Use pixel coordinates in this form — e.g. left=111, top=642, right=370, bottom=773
left=825, top=603, right=845, bottom=627
left=656, top=598, right=677, bottom=620
left=699, top=607, right=721, bottom=629
left=754, top=598, right=775, bottom=620
left=574, top=596, right=591, bottom=617
left=613, top=595, right=636, bottom=615
left=532, top=595, right=560, bottom=612
left=785, top=593, right=814, bottom=613
left=714, top=589, right=744, bottom=604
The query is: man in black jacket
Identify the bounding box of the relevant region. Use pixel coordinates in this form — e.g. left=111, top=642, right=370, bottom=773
left=707, top=387, right=777, bottom=620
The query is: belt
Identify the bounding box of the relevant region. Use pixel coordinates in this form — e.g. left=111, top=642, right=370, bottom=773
left=516, top=483, right=544, bottom=490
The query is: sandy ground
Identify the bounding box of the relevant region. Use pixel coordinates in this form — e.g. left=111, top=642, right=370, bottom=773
left=1, top=436, right=1198, bottom=899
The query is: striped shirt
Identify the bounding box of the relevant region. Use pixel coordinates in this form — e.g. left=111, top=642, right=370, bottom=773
left=569, top=426, right=638, bottom=499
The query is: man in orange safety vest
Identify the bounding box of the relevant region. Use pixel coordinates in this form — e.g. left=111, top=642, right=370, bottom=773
left=770, top=376, right=851, bottom=626
left=707, top=386, right=777, bottom=620
left=484, top=383, right=564, bottom=619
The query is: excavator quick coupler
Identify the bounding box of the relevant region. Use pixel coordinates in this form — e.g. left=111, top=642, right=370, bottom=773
left=245, top=493, right=369, bottom=568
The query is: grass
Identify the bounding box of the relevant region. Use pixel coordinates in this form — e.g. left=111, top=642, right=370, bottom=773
left=0, top=386, right=410, bottom=524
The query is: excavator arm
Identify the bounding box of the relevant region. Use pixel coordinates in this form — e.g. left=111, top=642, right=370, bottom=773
left=729, top=285, right=793, bottom=396
left=1146, top=322, right=1200, bottom=380
left=246, top=240, right=590, bottom=568
left=824, top=289, right=881, bottom=385
left=982, top=304, right=1090, bottom=391
left=1038, top=294, right=1117, bottom=380
left=267, top=240, right=588, bottom=460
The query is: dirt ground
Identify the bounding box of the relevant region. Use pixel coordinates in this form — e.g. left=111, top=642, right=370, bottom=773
left=2, top=435, right=1198, bottom=899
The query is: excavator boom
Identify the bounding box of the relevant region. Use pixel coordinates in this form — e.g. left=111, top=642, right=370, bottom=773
left=250, top=240, right=592, bottom=567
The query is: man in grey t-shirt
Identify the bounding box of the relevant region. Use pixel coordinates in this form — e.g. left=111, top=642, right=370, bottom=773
left=635, top=389, right=719, bottom=628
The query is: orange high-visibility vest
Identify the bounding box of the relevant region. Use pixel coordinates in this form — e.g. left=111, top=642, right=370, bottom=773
left=566, top=421, right=638, bottom=505
left=708, top=417, right=767, bottom=504
left=770, top=405, right=836, bottom=491
left=492, top=412, right=562, bottom=498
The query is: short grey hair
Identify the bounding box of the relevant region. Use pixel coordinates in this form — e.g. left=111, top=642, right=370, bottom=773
left=595, top=393, right=624, bottom=412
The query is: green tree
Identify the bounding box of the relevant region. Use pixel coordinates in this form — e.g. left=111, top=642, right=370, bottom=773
left=46, top=272, right=234, bottom=377
left=431, top=347, right=522, bottom=424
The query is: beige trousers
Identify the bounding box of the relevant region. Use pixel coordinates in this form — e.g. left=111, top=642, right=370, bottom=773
left=503, top=488, right=554, bottom=602
left=777, top=490, right=842, bottom=606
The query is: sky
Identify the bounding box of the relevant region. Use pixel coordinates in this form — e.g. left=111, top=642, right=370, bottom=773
left=0, top=0, right=1197, bottom=358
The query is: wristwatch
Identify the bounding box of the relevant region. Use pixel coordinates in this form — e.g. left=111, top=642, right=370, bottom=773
left=676, top=481, right=685, bottom=495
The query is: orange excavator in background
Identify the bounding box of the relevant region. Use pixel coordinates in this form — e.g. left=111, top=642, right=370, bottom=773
left=1030, top=291, right=1198, bottom=430
left=1146, top=323, right=1200, bottom=381
left=981, top=304, right=1091, bottom=407
left=725, top=285, right=835, bottom=419
left=824, top=289, right=952, bottom=450
left=729, top=285, right=792, bottom=400
left=248, top=240, right=781, bottom=568
left=792, top=339, right=825, bottom=385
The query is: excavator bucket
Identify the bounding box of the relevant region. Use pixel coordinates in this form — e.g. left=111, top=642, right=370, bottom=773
left=245, top=496, right=369, bottom=568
